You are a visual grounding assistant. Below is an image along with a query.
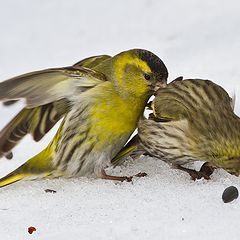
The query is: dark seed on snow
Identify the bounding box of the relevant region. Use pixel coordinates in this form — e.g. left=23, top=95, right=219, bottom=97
left=222, top=186, right=239, bottom=203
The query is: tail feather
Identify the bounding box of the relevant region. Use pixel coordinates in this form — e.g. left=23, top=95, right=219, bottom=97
left=0, top=146, right=54, bottom=188
left=0, top=171, right=32, bottom=188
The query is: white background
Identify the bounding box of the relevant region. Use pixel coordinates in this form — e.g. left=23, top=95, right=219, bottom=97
left=0, top=1, right=240, bottom=239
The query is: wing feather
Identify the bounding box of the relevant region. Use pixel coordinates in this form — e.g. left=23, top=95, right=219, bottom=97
left=0, top=55, right=111, bottom=158
left=0, top=67, right=106, bottom=108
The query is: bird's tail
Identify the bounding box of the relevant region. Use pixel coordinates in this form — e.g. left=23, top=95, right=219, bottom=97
left=0, top=170, right=32, bottom=188
left=0, top=146, right=54, bottom=188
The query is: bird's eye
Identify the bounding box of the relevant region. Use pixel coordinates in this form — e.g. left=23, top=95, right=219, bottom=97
left=144, top=73, right=151, bottom=80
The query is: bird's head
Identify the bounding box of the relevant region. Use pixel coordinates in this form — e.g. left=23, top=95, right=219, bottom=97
left=96, top=49, right=168, bottom=98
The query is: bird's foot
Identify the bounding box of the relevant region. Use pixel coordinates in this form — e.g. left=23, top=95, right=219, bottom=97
left=199, top=162, right=215, bottom=178
left=100, top=170, right=147, bottom=182
left=176, top=162, right=215, bottom=180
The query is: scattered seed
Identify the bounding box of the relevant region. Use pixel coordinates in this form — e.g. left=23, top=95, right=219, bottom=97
left=222, top=186, right=239, bottom=203
left=28, top=226, right=36, bottom=234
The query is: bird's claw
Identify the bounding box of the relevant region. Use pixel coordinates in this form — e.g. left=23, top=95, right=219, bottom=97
left=101, top=169, right=147, bottom=182
left=189, top=170, right=211, bottom=181
left=176, top=163, right=215, bottom=181
left=134, top=172, right=148, bottom=178
left=123, top=172, right=148, bottom=182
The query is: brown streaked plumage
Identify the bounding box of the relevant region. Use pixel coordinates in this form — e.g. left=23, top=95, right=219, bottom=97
left=113, top=79, right=240, bottom=179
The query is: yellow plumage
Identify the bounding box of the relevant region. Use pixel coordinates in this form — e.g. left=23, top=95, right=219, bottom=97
left=0, top=49, right=168, bottom=187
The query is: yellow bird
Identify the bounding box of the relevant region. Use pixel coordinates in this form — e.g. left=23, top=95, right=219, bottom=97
left=0, top=49, right=168, bottom=187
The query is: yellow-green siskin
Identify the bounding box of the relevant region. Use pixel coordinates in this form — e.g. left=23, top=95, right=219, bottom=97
left=113, top=78, right=240, bottom=179
left=0, top=54, right=112, bottom=159
left=0, top=49, right=168, bottom=187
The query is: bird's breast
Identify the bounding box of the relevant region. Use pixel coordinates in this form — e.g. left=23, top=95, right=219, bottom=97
left=138, top=118, right=195, bottom=165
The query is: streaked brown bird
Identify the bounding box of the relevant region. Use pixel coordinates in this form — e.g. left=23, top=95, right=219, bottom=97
left=113, top=78, right=240, bottom=179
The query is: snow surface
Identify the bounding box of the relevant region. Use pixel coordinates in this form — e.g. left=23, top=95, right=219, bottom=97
left=0, top=0, right=240, bottom=239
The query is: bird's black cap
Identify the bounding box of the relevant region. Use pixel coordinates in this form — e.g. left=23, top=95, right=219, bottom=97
left=136, top=49, right=168, bottom=80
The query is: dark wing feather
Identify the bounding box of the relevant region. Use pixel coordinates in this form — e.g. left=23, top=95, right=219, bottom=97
left=0, top=99, right=70, bottom=158
left=0, top=56, right=110, bottom=159
left=0, top=66, right=106, bottom=108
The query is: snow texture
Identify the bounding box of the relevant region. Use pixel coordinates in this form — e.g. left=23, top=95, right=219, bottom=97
left=0, top=0, right=240, bottom=239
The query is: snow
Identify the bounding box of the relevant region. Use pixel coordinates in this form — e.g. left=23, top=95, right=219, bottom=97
left=0, top=0, right=240, bottom=239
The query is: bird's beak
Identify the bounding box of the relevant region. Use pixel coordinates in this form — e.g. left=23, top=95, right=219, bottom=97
left=153, top=79, right=167, bottom=91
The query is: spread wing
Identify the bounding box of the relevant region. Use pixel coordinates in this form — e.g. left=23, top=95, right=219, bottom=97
left=73, top=55, right=111, bottom=69
left=2, top=54, right=111, bottom=106
left=0, top=66, right=106, bottom=108
left=0, top=55, right=111, bottom=158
